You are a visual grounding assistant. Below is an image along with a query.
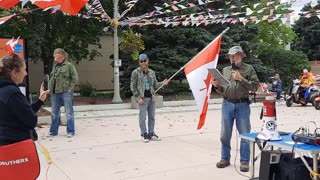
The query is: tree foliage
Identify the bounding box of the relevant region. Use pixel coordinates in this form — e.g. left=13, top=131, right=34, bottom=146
left=292, top=3, right=320, bottom=60
left=253, top=21, right=296, bottom=54
left=118, top=0, right=299, bottom=97
left=259, top=48, right=310, bottom=90
left=119, top=28, right=145, bottom=60
left=119, top=27, right=215, bottom=97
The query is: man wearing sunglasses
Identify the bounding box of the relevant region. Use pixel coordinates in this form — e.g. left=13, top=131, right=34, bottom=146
left=130, top=53, right=169, bottom=143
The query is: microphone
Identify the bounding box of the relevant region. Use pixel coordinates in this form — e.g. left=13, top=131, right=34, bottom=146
left=231, top=63, right=236, bottom=70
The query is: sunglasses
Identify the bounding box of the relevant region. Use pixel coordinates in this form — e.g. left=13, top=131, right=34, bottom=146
left=139, top=60, right=147, bottom=63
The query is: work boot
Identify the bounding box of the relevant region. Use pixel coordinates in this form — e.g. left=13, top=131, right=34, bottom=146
left=240, top=162, right=249, bottom=172
left=216, top=160, right=230, bottom=168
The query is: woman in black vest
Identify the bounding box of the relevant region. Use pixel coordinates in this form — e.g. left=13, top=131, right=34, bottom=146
left=0, top=54, right=49, bottom=146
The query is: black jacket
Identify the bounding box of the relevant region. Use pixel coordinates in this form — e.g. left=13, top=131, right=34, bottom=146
left=0, top=79, right=43, bottom=146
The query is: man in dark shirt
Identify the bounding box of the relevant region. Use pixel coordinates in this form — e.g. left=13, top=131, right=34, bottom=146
left=268, top=73, right=283, bottom=100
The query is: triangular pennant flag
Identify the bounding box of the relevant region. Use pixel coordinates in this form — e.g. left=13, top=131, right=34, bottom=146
left=280, top=17, right=287, bottom=24
left=246, top=8, right=254, bottom=16
left=270, top=9, right=274, bottom=16
left=177, top=5, right=187, bottom=9
left=22, top=0, right=31, bottom=8
left=60, top=0, right=88, bottom=16
left=188, top=3, right=196, bottom=7
left=0, top=14, right=15, bottom=25
left=154, top=6, right=163, bottom=11
left=0, top=0, right=20, bottom=9
left=262, top=15, right=268, bottom=21
left=164, top=22, right=171, bottom=27
left=208, top=13, right=214, bottom=19
left=231, top=19, right=238, bottom=24
left=254, top=3, right=261, bottom=8
left=242, top=18, right=249, bottom=25
left=163, top=3, right=170, bottom=7
left=267, top=1, right=275, bottom=6
left=172, top=5, right=179, bottom=11
left=230, top=5, right=237, bottom=9
left=198, top=0, right=204, bottom=5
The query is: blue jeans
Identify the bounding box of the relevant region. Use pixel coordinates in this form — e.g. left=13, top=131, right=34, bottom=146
left=138, top=97, right=155, bottom=135
left=304, top=86, right=311, bottom=99
left=269, top=88, right=282, bottom=100
left=220, top=99, right=251, bottom=163
left=50, top=92, right=75, bottom=135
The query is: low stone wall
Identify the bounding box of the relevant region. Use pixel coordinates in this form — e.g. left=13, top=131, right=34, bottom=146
left=131, top=95, right=163, bottom=109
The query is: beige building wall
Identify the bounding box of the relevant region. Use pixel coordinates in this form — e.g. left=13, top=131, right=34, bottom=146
left=28, top=33, right=114, bottom=93
left=309, top=61, right=320, bottom=75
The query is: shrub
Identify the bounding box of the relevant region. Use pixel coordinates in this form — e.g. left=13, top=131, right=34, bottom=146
left=78, top=82, right=96, bottom=97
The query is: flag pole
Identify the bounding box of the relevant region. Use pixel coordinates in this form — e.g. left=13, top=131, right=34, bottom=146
left=153, top=27, right=230, bottom=94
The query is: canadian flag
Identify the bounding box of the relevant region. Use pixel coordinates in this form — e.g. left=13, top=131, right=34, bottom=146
left=184, top=35, right=222, bottom=129
left=5, top=37, right=20, bottom=55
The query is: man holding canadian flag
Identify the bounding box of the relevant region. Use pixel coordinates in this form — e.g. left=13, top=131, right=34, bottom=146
left=156, top=28, right=259, bottom=172
left=184, top=28, right=259, bottom=172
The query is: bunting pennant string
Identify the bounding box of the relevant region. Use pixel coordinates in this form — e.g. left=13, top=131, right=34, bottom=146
left=124, top=0, right=292, bottom=26
left=0, top=7, right=41, bottom=26
left=123, top=1, right=293, bottom=27
left=119, top=0, right=138, bottom=20
left=81, top=0, right=110, bottom=22
left=122, top=4, right=297, bottom=28
left=0, top=0, right=319, bottom=28
left=122, top=0, right=216, bottom=25
left=149, top=0, right=217, bottom=20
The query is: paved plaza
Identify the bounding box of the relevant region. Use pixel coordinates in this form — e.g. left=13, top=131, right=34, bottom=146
left=35, top=99, right=319, bottom=180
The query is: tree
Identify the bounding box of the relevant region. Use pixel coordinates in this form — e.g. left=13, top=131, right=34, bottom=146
left=117, top=0, right=297, bottom=97
left=292, top=3, right=320, bottom=60
left=259, top=48, right=310, bottom=90
left=0, top=5, right=108, bottom=74
left=253, top=20, right=296, bottom=54
left=119, top=28, right=145, bottom=60
left=119, top=27, right=215, bottom=97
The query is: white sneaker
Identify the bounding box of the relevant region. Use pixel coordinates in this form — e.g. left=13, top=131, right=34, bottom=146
left=142, top=133, right=149, bottom=143
left=67, top=133, right=74, bottom=138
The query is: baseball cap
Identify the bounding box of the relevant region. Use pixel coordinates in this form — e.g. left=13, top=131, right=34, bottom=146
left=139, top=54, right=148, bottom=61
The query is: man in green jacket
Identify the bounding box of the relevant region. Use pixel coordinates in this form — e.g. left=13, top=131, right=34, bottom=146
left=48, top=48, right=79, bottom=138
left=130, top=54, right=169, bottom=143
left=211, top=46, right=259, bottom=172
